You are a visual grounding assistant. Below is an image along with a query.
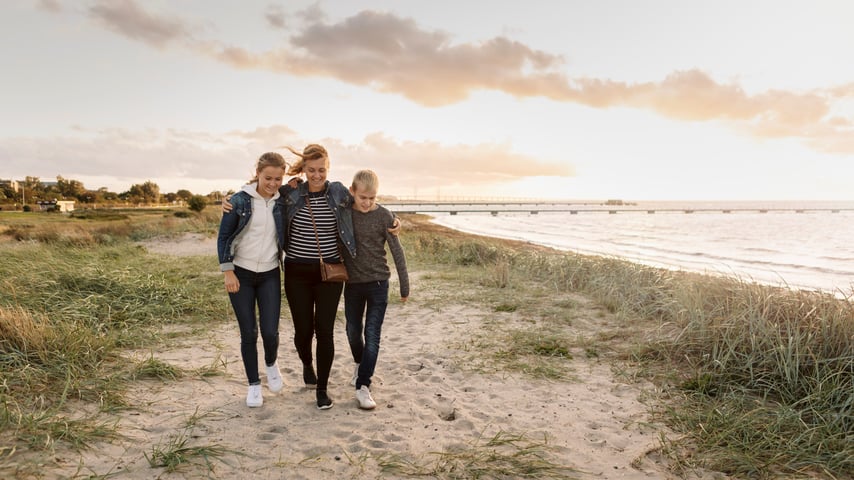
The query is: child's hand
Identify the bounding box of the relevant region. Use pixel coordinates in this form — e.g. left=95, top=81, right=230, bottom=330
left=222, top=195, right=233, bottom=213
left=223, top=270, right=239, bottom=293
left=287, top=177, right=302, bottom=188
left=388, top=217, right=402, bottom=236
left=400, top=296, right=408, bottom=303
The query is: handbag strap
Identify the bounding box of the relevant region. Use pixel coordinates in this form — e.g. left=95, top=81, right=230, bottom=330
left=303, top=193, right=326, bottom=262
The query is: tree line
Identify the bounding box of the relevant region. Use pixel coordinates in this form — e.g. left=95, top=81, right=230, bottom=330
left=0, top=176, right=228, bottom=209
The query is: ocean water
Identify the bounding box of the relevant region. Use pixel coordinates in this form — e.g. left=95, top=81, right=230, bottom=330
left=417, top=201, right=854, bottom=296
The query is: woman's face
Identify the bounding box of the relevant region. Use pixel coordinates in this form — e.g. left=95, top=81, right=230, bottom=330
left=303, top=157, right=329, bottom=192
left=256, top=166, right=285, bottom=198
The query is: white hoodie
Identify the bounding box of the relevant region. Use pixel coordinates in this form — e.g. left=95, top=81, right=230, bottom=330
left=232, top=183, right=280, bottom=273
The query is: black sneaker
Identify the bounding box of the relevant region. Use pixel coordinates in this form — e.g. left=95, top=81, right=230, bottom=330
left=316, top=390, right=333, bottom=410
left=303, top=364, right=317, bottom=387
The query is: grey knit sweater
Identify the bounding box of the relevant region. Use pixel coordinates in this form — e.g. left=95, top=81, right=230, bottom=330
left=341, top=205, right=409, bottom=298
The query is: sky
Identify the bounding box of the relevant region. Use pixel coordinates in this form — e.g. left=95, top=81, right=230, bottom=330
left=2, top=0, right=854, bottom=201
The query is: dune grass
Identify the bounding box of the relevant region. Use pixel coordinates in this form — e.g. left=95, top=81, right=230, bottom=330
left=377, top=430, right=579, bottom=479
left=0, top=208, right=228, bottom=475
left=1, top=209, right=851, bottom=478
left=399, top=214, right=853, bottom=479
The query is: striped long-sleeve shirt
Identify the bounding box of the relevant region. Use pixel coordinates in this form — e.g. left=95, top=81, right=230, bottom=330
left=285, top=191, right=342, bottom=263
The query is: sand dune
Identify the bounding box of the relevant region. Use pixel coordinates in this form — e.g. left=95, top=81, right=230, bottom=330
left=39, top=233, right=727, bottom=479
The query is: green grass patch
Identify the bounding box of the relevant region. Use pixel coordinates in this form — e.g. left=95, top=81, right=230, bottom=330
left=377, top=430, right=578, bottom=479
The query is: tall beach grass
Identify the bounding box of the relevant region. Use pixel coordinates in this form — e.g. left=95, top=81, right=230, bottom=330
left=0, top=208, right=228, bottom=474
left=400, top=215, right=852, bottom=479
left=0, top=208, right=850, bottom=478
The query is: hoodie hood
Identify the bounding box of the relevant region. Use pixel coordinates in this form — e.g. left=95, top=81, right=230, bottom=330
left=242, top=182, right=280, bottom=200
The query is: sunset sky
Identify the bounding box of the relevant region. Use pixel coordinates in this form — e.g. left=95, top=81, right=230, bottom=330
left=3, top=0, right=854, bottom=200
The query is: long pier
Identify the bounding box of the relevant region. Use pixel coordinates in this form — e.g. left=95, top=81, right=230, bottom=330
left=383, top=202, right=854, bottom=216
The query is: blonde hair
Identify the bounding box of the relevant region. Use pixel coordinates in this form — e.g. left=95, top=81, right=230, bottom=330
left=250, top=152, right=287, bottom=183
left=284, top=144, right=329, bottom=176
left=351, top=169, right=379, bottom=192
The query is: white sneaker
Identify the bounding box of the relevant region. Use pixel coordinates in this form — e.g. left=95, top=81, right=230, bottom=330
left=355, top=385, right=376, bottom=410
left=350, top=363, right=360, bottom=387
left=266, top=362, right=283, bottom=393
left=246, top=384, right=263, bottom=407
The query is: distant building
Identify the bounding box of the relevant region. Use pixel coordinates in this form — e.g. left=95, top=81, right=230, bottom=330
left=37, top=200, right=75, bottom=212
left=0, top=179, right=20, bottom=192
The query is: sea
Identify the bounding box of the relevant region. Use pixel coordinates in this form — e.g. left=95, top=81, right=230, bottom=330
left=396, top=200, right=854, bottom=297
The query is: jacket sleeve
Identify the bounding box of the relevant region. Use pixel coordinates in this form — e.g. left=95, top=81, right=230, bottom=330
left=217, top=197, right=242, bottom=271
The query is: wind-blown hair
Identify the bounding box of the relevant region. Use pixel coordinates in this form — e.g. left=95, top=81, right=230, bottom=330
left=285, top=144, right=329, bottom=176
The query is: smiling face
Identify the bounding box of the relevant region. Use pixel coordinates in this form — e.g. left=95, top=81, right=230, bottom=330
left=303, top=157, right=329, bottom=192
left=256, top=165, right=285, bottom=198
left=350, top=184, right=378, bottom=213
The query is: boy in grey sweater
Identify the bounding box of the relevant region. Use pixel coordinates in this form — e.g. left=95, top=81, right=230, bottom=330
left=340, top=170, right=409, bottom=410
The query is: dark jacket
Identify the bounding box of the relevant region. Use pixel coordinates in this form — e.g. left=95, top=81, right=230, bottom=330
left=281, top=180, right=356, bottom=258
left=217, top=189, right=285, bottom=271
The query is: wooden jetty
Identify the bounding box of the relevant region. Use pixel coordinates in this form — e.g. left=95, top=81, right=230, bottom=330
left=382, top=202, right=853, bottom=216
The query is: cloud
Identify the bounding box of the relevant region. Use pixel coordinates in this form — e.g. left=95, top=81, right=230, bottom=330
left=77, top=2, right=854, bottom=154
left=36, top=0, right=62, bottom=13
left=264, top=4, right=287, bottom=30
left=285, top=11, right=568, bottom=106
left=344, top=133, right=572, bottom=185
left=0, top=127, right=570, bottom=195
left=88, top=0, right=194, bottom=49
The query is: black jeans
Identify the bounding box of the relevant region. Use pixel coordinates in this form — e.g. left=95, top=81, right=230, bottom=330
left=284, top=261, right=344, bottom=391
left=228, top=266, right=281, bottom=385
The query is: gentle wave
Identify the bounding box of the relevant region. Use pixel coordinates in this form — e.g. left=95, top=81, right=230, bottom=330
left=426, top=201, right=854, bottom=295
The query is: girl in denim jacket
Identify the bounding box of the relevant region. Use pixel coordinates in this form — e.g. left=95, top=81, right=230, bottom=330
left=217, top=152, right=287, bottom=408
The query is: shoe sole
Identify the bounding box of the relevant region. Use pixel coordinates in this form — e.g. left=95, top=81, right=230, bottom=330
left=317, top=403, right=334, bottom=410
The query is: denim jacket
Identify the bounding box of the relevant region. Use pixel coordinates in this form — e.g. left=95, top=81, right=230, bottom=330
left=217, top=190, right=285, bottom=271
left=282, top=180, right=356, bottom=258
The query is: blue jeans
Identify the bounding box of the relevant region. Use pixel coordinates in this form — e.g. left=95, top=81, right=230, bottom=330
left=228, top=266, right=281, bottom=385
left=344, top=280, right=389, bottom=389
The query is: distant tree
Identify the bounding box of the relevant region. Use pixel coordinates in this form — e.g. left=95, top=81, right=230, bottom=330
left=23, top=176, right=44, bottom=201
left=187, top=195, right=207, bottom=212
left=98, top=187, right=119, bottom=201
left=56, top=176, right=86, bottom=199
left=176, top=189, right=193, bottom=201
left=123, top=180, right=160, bottom=203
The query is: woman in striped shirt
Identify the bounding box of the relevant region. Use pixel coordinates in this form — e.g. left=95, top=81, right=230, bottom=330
left=280, top=144, right=399, bottom=410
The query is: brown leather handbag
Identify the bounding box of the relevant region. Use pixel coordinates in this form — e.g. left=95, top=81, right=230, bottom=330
left=304, top=195, right=349, bottom=282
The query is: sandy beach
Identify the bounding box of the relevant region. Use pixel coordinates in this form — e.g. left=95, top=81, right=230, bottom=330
left=30, top=232, right=727, bottom=479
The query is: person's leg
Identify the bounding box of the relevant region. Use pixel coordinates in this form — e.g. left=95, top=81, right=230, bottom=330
left=284, top=262, right=316, bottom=369
left=313, top=280, right=344, bottom=393
left=257, top=267, right=281, bottom=367
left=228, top=266, right=260, bottom=386
left=257, top=267, right=283, bottom=392
left=344, top=283, right=367, bottom=364
left=357, top=280, right=388, bottom=389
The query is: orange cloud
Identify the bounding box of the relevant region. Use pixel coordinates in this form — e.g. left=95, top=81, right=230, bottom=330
left=339, top=132, right=573, bottom=185
left=1, top=127, right=569, bottom=195
left=81, top=2, right=854, bottom=153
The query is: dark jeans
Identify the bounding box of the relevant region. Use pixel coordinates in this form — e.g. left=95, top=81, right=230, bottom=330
left=344, top=280, right=389, bottom=389
left=284, top=261, right=344, bottom=391
left=228, top=266, right=281, bottom=385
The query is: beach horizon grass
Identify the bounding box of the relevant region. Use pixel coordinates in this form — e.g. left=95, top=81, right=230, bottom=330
left=0, top=208, right=851, bottom=479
